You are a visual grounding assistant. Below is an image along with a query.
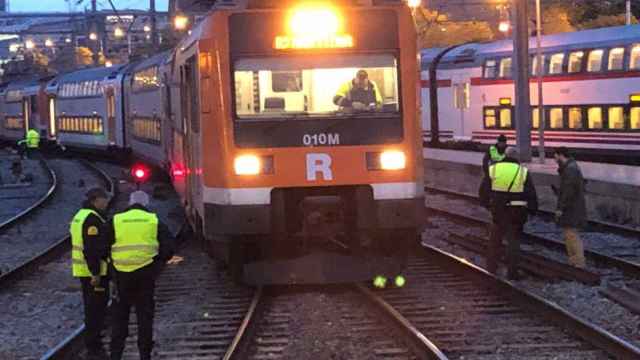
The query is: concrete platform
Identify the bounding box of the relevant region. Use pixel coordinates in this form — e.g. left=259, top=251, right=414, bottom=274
left=424, top=148, right=640, bottom=227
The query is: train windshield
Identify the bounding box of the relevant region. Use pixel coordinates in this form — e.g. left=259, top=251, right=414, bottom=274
left=233, top=53, right=399, bottom=119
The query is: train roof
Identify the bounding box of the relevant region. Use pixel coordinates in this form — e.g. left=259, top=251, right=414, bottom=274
left=128, top=51, right=172, bottom=73
left=54, top=65, right=126, bottom=84
left=421, top=24, right=640, bottom=69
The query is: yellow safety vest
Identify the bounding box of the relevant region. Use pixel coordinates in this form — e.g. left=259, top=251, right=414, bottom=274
left=112, top=209, right=159, bottom=272
left=26, top=129, right=40, bottom=149
left=335, top=79, right=383, bottom=105
left=489, top=162, right=528, bottom=193
left=70, top=209, right=107, bottom=277
left=489, top=145, right=505, bottom=162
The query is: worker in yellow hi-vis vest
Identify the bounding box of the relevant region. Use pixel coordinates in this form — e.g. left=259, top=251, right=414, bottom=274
left=17, top=128, right=40, bottom=159
left=69, top=188, right=110, bottom=360
left=479, top=147, right=538, bottom=280
left=107, top=191, right=175, bottom=360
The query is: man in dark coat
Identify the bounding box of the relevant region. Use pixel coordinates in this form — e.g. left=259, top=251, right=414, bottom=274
left=553, top=147, right=587, bottom=268
left=479, top=147, right=538, bottom=279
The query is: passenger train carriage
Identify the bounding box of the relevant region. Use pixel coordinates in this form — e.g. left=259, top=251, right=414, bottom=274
left=0, top=77, right=51, bottom=144
left=167, top=0, right=423, bottom=284
left=421, top=25, right=640, bottom=152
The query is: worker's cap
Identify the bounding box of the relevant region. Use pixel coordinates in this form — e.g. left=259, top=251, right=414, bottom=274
left=497, top=134, right=507, bottom=143
left=356, top=69, right=369, bottom=80
left=129, top=190, right=150, bottom=207
left=85, top=187, right=109, bottom=201
left=505, top=146, right=519, bottom=159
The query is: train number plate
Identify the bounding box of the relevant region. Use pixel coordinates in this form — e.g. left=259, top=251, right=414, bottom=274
left=302, top=133, right=340, bottom=146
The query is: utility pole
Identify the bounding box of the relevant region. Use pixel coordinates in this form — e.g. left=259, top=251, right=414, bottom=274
left=512, top=0, right=531, bottom=162
left=91, top=0, right=99, bottom=66
left=535, top=0, right=545, bottom=163
left=627, top=0, right=632, bottom=26
left=150, top=0, right=159, bottom=49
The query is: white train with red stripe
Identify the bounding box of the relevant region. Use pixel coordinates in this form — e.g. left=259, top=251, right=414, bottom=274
left=421, top=25, right=640, bottom=155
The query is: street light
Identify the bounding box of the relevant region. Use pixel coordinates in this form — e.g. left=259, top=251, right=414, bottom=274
left=114, top=27, right=125, bottom=38
left=65, top=37, right=72, bottom=43
left=89, top=32, right=98, bottom=41
left=105, top=60, right=113, bottom=67
left=174, top=14, right=189, bottom=30
left=45, top=39, right=54, bottom=47
left=143, top=24, right=151, bottom=33
left=25, top=39, right=35, bottom=49
left=9, top=43, right=20, bottom=52
left=407, top=0, right=421, bottom=8
left=498, top=20, right=510, bottom=33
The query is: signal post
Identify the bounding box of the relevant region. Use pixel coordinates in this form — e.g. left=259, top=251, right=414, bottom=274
left=512, top=0, right=532, bottom=162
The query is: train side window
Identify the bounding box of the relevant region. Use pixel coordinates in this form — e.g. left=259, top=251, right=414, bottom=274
left=549, top=108, right=564, bottom=129
left=499, top=108, right=512, bottom=128
left=587, top=107, right=603, bottom=129
left=630, top=44, right=640, bottom=70
left=608, top=106, right=625, bottom=129
left=587, top=50, right=604, bottom=72
left=531, top=107, right=539, bottom=129
left=531, top=55, right=545, bottom=76
left=568, top=107, right=583, bottom=129
left=484, top=60, right=497, bottom=78
left=568, top=51, right=584, bottom=73
left=548, top=53, right=565, bottom=75
left=272, top=71, right=302, bottom=92
left=484, top=108, right=496, bottom=128
left=608, top=47, right=625, bottom=71
left=499, top=58, right=512, bottom=78
left=631, top=107, right=640, bottom=129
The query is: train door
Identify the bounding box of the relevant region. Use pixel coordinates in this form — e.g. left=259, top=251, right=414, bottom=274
left=452, top=76, right=471, bottom=140
left=106, top=88, right=117, bottom=144
left=180, top=57, right=200, bottom=214
left=48, top=96, right=57, bottom=138
left=22, top=97, right=30, bottom=133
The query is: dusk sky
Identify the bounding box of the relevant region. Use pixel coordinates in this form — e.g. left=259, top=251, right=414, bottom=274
left=9, top=0, right=169, bottom=12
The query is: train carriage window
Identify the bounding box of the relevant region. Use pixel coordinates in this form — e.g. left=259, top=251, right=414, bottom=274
left=272, top=71, right=302, bottom=92
left=568, top=107, right=583, bottom=129
left=630, top=44, right=640, bottom=70
left=499, top=58, right=512, bottom=78
left=133, top=66, right=160, bottom=92
left=233, top=54, right=399, bottom=118
left=568, top=51, right=584, bottom=73
left=631, top=107, right=640, bottom=129
left=549, top=108, right=564, bottom=129
left=548, top=53, right=565, bottom=75
left=608, top=107, right=625, bottom=129
left=453, top=83, right=470, bottom=109
left=531, top=55, right=545, bottom=76
left=587, top=107, right=603, bottom=129
left=484, top=108, right=496, bottom=128
left=484, top=60, right=497, bottom=78
left=587, top=50, right=604, bottom=72
left=499, top=108, right=512, bottom=128
left=608, top=48, right=625, bottom=71
left=532, top=107, right=540, bottom=129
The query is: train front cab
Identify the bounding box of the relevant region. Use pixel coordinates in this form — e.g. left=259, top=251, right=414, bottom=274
left=184, top=1, right=423, bottom=284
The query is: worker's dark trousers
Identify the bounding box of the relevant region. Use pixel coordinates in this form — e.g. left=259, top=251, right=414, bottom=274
left=488, top=207, right=527, bottom=277
left=110, top=264, right=156, bottom=360
left=79, top=277, right=109, bottom=354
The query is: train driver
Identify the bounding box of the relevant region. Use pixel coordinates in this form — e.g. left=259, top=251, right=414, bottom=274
left=333, top=69, right=383, bottom=111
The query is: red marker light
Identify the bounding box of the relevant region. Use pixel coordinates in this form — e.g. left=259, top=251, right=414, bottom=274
left=131, top=164, right=151, bottom=183
left=134, top=169, right=146, bottom=179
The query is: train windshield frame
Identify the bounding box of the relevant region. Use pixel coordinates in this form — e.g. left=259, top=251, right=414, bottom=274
left=232, top=53, right=401, bottom=121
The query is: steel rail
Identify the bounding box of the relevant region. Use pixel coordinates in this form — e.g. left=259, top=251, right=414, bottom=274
left=222, top=286, right=264, bottom=360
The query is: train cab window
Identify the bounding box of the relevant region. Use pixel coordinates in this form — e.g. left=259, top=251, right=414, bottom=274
left=630, top=44, right=640, bottom=70
left=568, top=107, right=583, bottom=129
left=608, top=48, right=625, bottom=71
left=484, top=108, right=496, bottom=128
left=233, top=54, right=399, bottom=118
left=484, top=60, right=497, bottom=78
left=568, top=51, right=584, bottom=73
left=531, top=55, right=545, bottom=76
left=548, top=53, right=565, bottom=75
left=272, top=71, right=302, bottom=92
left=608, top=107, right=625, bottom=129
left=587, top=107, right=603, bottom=129
left=531, top=107, right=540, bottom=129
left=499, top=58, right=512, bottom=78
left=549, top=108, right=564, bottom=129
left=587, top=50, right=604, bottom=72
left=631, top=107, right=640, bottom=129
left=499, top=108, right=512, bottom=128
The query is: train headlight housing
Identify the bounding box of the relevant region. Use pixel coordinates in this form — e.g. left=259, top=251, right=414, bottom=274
left=234, top=155, right=261, bottom=175
left=380, top=151, right=406, bottom=170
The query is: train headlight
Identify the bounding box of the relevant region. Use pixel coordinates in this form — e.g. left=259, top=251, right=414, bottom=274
left=380, top=151, right=406, bottom=170
left=234, top=155, right=261, bottom=175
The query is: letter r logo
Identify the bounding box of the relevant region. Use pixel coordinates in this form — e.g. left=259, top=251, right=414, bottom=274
left=306, top=153, right=333, bottom=181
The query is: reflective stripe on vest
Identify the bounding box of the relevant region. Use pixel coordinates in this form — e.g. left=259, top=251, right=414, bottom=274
left=112, top=209, right=159, bottom=272
left=489, top=162, right=528, bottom=193
left=489, top=145, right=506, bottom=162
left=70, top=209, right=107, bottom=277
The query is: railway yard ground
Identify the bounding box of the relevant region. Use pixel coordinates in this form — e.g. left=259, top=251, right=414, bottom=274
left=1, top=152, right=640, bottom=359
